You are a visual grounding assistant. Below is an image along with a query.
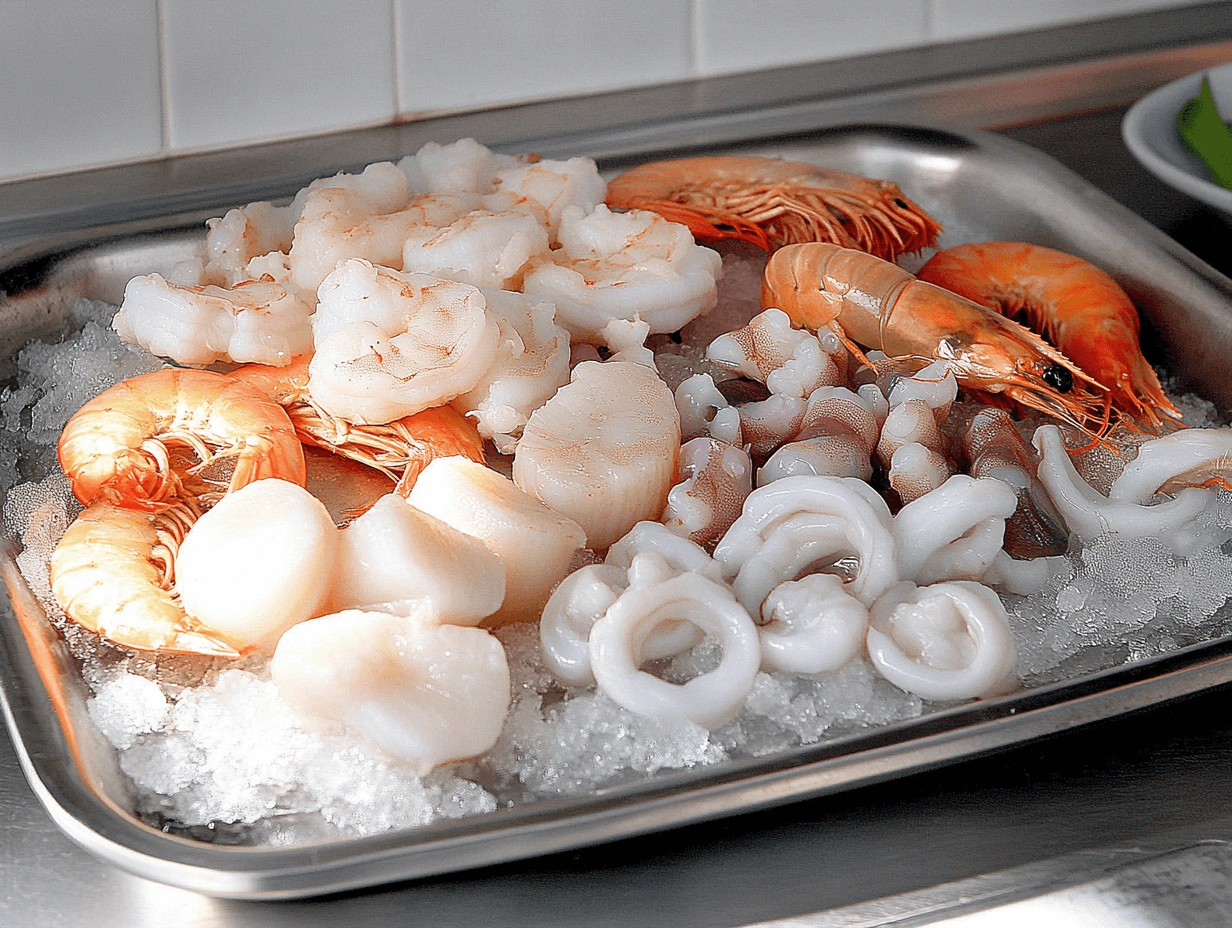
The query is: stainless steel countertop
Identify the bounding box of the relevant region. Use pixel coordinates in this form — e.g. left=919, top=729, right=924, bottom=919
left=6, top=6, right=1232, bottom=924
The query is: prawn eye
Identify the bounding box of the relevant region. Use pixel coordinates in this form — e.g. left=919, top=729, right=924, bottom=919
left=1042, top=363, right=1073, bottom=393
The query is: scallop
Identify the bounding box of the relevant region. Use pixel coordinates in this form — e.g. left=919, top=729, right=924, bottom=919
left=407, top=457, right=586, bottom=624
left=174, top=478, right=337, bottom=651
left=512, top=360, right=680, bottom=549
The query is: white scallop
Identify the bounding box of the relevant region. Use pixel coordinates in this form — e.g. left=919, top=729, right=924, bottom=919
left=175, top=478, right=337, bottom=651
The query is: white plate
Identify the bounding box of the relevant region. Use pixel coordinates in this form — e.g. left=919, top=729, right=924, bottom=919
left=1122, top=62, right=1232, bottom=216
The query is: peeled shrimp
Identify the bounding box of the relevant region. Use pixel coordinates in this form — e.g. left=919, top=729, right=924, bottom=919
left=57, top=368, right=306, bottom=512
left=406, top=457, right=586, bottom=625
left=763, top=243, right=1107, bottom=431
left=961, top=406, right=1069, bottom=559
left=759, top=386, right=880, bottom=485
left=867, top=580, right=1017, bottom=701
left=485, top=156, right=607, bottom=239
left=398, top=137, right=516, bottom=199
left=714, top=475, right=899, bottom=613
left=521, top=204, right=722, bottom=342
left=49, top=500, right=240, bottom=657
left=203, top=200, right=298, bottom=287
left=450, top=289, right=571, bottom=454
left=400, top=209, right=549, bottom=290
left=270, top=607, right=510, bottom=775
left=662, top=437, right=753, bottom=548
left=330, top=493, right=505, bottom=624
left=917, top=242, right=1180, bottom=427
left=513, top=360, right=680, bottom=549
left=174, top=478, right=338, bottom=651
left=758, top=573, right=869, bottom=675
left=589, top=570, right=760, bottom=730
left=308, top=260, right=500, bottom=424
left=605, top=154, right=941, bottom=259
left=112, top=273, right=313, bottom=368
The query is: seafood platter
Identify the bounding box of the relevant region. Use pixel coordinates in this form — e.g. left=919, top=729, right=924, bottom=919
left=5, top=123, right=1232, bottom=898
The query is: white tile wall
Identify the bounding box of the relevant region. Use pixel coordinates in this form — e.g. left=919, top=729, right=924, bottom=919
left=162, top=0, right=396, bottom=150
left=395, top=0, right=692, bottom=114
left=0, top=0, right=162, bottom=179
left=696, top=0, right=929, bottom=76
left=0, top=0, right=1215, bottom=183
left=931, top=0, right=1202, bottom=41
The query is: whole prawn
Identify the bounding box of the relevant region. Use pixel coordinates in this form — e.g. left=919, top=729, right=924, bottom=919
left=229, top=356, right=485, bottom=490
left=916, top=242, right=1181, bottom=429
left=50, top=499, right=243, bottom=658
left=58, top=368, right=306, bottom=513
left=605, top=155, right=941, bottom=261
left=761, top=243, right=1107, bottom=431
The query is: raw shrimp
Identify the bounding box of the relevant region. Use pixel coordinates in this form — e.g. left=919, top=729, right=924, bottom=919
left=230, top=356, right=485, bottom=486
left=112, top=273, right=314, bottom=368
left=762, top=243, right=1108, bottom=431
left=605, top=155, right=942, bottom=260
left=917, top=242, right=1180, bottom=428
left=308, top=260, right=500, bottom=424
left=521, top=204, right=722, bottom=342
left=513, top=360, right=680, bottom=549
left=57, top=368, right=306, bottom=512
left=49, top=500, right=241, bottom=657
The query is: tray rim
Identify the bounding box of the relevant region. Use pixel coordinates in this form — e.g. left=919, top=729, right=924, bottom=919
left=5, top=120, right=1232, bottom=899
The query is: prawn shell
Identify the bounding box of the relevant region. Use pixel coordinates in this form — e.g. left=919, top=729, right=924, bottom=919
left=58, top=368, right=306, bottom=511
left=605, top=155, right=941, bottom=260
left=50, top=502, right=242, bottom=658
left=917, top=242, right=1179, bottom=426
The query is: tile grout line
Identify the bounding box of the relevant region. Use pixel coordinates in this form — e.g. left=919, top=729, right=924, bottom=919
left=390, top=0, right=403, bottom=118
left=155, top=0, right=172, bottom=155
left=689, top=0, right=702, bottom=77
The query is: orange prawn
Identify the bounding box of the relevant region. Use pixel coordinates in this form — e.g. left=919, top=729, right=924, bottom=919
left=50, top=499, right=243, bottom=658
left=230, top=356, right=485, bottom=491
left=916, top=242, right=1181, bottom=429
left=762, top=243, right=1107, bottom=431
left=605, top=155, right=941, bottom=261
left=58, top=369, right=306, bottom=513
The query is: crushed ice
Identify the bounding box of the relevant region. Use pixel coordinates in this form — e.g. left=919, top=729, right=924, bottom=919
left=4, top=285, right=1232, bottom=846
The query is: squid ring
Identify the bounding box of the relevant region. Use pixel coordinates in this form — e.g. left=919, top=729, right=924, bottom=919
left=589, top=572, right=760, bottom=730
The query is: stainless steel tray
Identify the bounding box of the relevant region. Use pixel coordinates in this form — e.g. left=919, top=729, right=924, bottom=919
left=4, top=123, right=1232, bottom=900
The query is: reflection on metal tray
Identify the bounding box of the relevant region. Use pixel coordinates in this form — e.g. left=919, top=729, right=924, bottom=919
left=3, top=123, right=1232, bottom=900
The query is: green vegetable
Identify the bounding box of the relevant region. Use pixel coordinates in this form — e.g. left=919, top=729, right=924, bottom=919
left=1178, top=76, right=1232, bottom=190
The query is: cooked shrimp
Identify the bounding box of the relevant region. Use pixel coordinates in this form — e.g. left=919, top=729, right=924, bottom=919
left=521, top=204, right=722, bottom=342
left=230, top=355, right=485, bottom=487
left=49, top=499, right=241, bottom=657
left=762, top=243, right=1107, bottom=431
left=112, top=272, right=314, bottom=368
left=308, top=260, right=500, bottom=424
left=605, top=155, right=941, bottom=260
left=57, top=368, right=306, bottom=512
left=917, top=242, right=1180, bottom=428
